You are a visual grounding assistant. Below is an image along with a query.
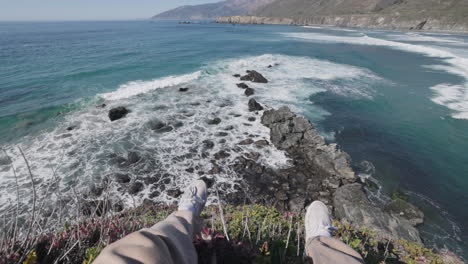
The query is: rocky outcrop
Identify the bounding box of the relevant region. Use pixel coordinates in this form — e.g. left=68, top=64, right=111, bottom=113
left=229, top=105, right=422, bottom=243
left=216, top=15, right=468, bottom=32
left=108, top=107, right=129, bottom=121
left=261, top=107, right=356, bottom=182
left=241, top=70, right=268, bottom=83
left=334, top=183, right=422, bottom=243
left=248, top=99, right=264, bottom=111
left=384, top=198, right=424, bottom=226
left=217, top=15, right=294, bottom=25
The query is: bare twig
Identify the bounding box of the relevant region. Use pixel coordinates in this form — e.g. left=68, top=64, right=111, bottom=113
left=215, top=188, right=229, bottom=241
left=18, top=147, right=37, bottom=251
left=284, top=214, right=293, bottom=256
left=2, top=148, right=20, bottom=252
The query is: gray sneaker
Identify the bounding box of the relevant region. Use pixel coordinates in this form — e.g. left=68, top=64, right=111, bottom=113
left=178, top=180, right=208, bottom=216
left=305, top=201, right=336, bottom=241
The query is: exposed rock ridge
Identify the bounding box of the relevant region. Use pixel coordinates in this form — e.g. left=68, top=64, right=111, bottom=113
left=261, top=106, right=355, bottom=182
left=216, top=15, right=468, bottom=32
left=233, top=105, right=422, bottom=243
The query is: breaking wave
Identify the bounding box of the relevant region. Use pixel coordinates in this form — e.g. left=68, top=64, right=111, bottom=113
left=282, top=32, right=468, bottom=120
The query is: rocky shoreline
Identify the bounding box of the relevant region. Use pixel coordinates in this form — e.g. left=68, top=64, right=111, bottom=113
left=99, top=68, right=425, bottom=244
left=216, top=15, right=468, bottom=33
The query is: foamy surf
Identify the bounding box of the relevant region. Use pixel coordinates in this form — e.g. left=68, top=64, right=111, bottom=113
left=282, top=32, right=468, bottom=120
left=0, top=54, right=382, bottom=227
left=98, top=71, right=202, bottom=100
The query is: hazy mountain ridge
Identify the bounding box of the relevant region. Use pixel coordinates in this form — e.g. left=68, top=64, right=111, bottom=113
left=152, top=0, right=275, bottom=20
left=154, top=0, right=468, bottom=31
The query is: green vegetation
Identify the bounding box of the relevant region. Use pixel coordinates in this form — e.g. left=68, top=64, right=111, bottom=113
left=0, top=204, right=458, bottom=263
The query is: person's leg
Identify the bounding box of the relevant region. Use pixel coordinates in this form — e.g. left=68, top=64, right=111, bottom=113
left=304, top=201, right=363, bottom=264
left=93, top=180, right=207, bottom=264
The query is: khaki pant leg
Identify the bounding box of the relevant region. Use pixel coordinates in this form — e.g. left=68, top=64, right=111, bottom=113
left=93, top=210, right=199, bottom=264
left=305, top=236, right=364, bottom=264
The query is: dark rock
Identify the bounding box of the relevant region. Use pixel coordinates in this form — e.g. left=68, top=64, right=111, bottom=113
left=214, top=150, right=231, bottom=160
left=90, top=185, right=104, bottom=197
left=173, top=121, right=184, bottom=128
left=109, top=107, right=129, bottom=121
left=236, top=83, right=249, bottom=89
left=384, top=198, right=424, bottom=226
left=128, top=181, right=144, bottom=194
left=224, top=125, right=235, bottom=131
left=414, top=20, right=427, bottom=30
left=215, top=132, right=228, bottom=137
left=113, top=202, right=124, bottom=212
left=238, top=138, right=254, bottom=145
left=167, top=188, right=182, bottom=198
left=240, top=70, right=268, bottom=83
left=261, top=106, right=355, bottom=182
left=267, top=65, right=273, bottom=68
left=233, top=74, right=241, bottom=78
left=98, top=103, right=107, bottom=108
left=199, top=176, right=215, bottom=188
left=179, top=87, right=189, bottom=92
left=254, top=140, right=269, bottom=147
left=127, top=152, right=141, bottom=165
left=81, top=200, right=109, bottom=216
left=149, top=120, right=173, bottom=133
left=202, top=140, right=215, bottom=149
left=334, top=183, right=421, bottom=243
left=244, top=152, right=260, bottom=161
left=207, top=117, right=222, bottom=125
left=149, top=190, right=161, bottom=199
left=248, top=99, right=263, bottom=112
left=208, top=164, right=221, bottom=174
left=66, top=125, right=76, bottom=131
left=244, top=88, right=254, bottom=96
left=248, top=117, right=256, bottom=122
left=185, top=167, right=195, bottom=173
left=114, top=173, right=131, bottom=183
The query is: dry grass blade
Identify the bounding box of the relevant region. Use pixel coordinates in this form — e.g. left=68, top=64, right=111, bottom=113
left=215, top=187, right=230, bottom=241
left=18, top=146, right=37, bottom=251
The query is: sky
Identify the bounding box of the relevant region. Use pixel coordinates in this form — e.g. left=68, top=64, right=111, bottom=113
left=0, top=0, right=219, bottom=21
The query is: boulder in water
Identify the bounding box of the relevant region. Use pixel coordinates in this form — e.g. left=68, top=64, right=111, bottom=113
left=384, top=198, right=424, bottom=226
left=334, top=183, right=422, bottom=243
left=244, top=88, right=254, bottom=96
left=240, top=70, right=268, bottom=83
left=238, top=138, right=254, bottom=145
left=128, top=181, right=144, bottom=194
left=207, top=117, right=222, bottom=125
left=248, top=99, right=263, bottom=112
left=179, top=87, right=189, bottom=92
left=109, top=107, right=129, bottom=121
left=236, top=83, right=249, bottom=89
left=114, top=173, right=131, bottom=183
left=167, top=188, right=182, bottom=198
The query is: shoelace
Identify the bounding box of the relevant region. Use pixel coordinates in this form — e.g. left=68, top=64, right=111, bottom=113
left=182, top=186, right=206, bottom=207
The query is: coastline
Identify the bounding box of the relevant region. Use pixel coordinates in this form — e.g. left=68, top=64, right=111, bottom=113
left=215, top=15, right=468, bottom=34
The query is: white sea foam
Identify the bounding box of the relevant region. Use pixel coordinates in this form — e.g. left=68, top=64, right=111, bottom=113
left=303, top=26, right=357, bottom=32
left=282, top=32, right=468, bottom=119
left=98, top=71, right=202, bottom=100
left=0, top=54, right=382, bottom=226
left=387, top=33, right=466, bottom=44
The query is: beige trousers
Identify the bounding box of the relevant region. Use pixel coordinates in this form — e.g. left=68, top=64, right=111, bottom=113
left=305, top=236, right=364, bottom=264
left=94, top=211, right=363, bottom=264
left=93, top=210, right=198, bottom=264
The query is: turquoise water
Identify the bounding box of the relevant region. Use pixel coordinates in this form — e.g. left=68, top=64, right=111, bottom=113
left=0, top=21, right=467, bottom=258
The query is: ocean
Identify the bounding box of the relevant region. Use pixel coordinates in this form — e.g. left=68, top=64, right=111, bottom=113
left=0, top=20, right=467, bottom=258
